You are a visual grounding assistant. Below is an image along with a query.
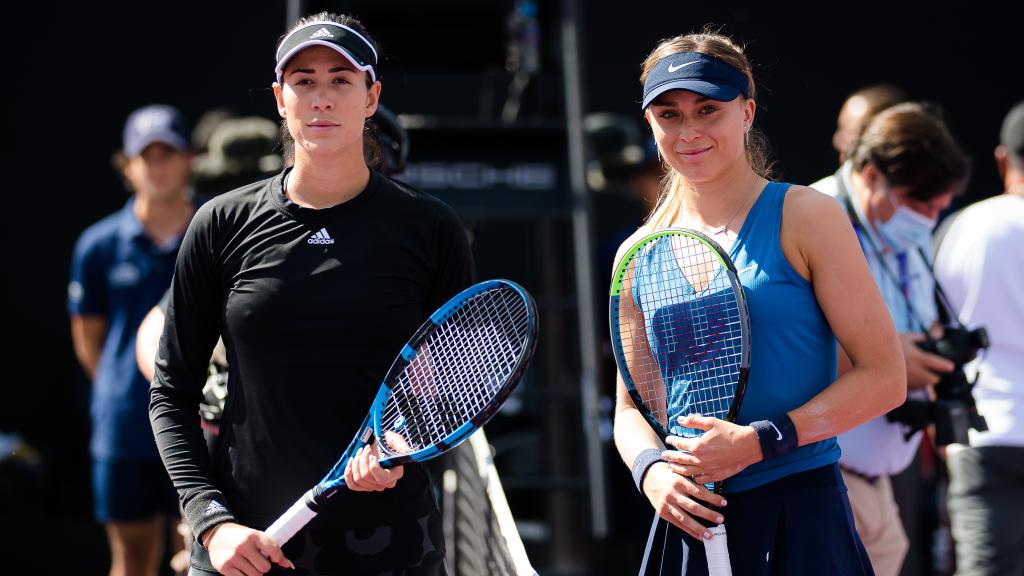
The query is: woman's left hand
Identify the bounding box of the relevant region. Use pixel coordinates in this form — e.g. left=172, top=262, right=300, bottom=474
left=344, top=443, right=405, bottom=491
left=661, top=414, right=763, bottom=483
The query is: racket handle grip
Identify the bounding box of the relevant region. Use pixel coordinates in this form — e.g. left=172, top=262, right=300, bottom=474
left=704, top=524, right=732, bottom=576
left=265, top=490, right=318, bottom=547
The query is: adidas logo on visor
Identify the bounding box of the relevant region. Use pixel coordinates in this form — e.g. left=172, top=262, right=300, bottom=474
left=309, top=27, right=333, bottom=40
left=308, top=228, right=335, bottom=245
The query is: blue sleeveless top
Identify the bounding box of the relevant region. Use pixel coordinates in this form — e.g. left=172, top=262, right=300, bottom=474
left=636, top=182, right=840, bottom=493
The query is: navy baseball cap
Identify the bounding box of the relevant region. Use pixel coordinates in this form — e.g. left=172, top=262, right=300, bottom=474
left=641, top=52, right=750, bottom=109
left=123, top=105, right=190, bottom=156
left=275, top=21, right=378, bottom=85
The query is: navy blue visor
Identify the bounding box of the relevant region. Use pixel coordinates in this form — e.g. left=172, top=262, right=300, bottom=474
left=642, top=52, right=750, bottom=109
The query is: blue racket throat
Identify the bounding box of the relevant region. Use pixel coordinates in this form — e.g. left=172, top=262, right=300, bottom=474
left=314, top=414, right=376, bottom=498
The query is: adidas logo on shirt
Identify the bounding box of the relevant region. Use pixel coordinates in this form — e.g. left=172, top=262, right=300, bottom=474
left=309, top=27, right=334, bottom=40
left=204, top=500, right=228, bottom=517
left=308, top=228, right=335, bottom=245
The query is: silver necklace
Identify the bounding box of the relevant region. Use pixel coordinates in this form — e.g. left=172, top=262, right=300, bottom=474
left=702, top=180, right=759, bottom=236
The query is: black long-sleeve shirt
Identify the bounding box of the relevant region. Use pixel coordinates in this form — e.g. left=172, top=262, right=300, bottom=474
left=150, top=168, right=474, bottom=546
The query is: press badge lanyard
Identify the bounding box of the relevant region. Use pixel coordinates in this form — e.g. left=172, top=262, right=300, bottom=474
left=833, top=169, right=931, bottom=333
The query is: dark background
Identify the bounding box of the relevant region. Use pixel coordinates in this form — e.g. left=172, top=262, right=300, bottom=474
left=8, top=1, right=1019, bottom=574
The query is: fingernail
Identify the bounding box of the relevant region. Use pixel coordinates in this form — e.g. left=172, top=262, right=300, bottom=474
left=715, top=515, right=724, bottom=524
left=703, top=531, right=713, bottom=540
left=720, top=498, right=728, bottom=506
left=288, top=559, right=296, bottom=569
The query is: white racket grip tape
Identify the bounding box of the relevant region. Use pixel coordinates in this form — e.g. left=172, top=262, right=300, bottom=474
left=264, top=490, right=318, bottom=547
left=704, top=524, right=732, bottom=576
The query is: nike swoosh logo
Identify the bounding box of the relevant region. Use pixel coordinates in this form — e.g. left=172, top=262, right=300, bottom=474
left=668, top=61, right=698, bottom=73
left=768, top=422, right=783, bottom=440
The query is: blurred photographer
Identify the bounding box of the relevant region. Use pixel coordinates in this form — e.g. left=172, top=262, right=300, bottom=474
left=833, top=84, right=909, bottom=165
left=934, top=100, right=1024, bottom=576
left=811, top=102, right=971, bottom=576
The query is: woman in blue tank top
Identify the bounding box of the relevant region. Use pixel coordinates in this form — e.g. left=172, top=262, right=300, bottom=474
left=613, top=29, right=906, bottom=574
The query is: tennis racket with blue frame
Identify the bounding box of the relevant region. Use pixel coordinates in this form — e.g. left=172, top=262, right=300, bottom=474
left=609, top=229, right=751, bottom=576
left=266, top=279, right=539, bottom=546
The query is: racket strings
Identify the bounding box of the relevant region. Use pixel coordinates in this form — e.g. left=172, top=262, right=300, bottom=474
left=381, top=287, right=529, bottom=455
left=619, top=235, right=744, bottom=437
left=409, top=290, right=527, bottom=446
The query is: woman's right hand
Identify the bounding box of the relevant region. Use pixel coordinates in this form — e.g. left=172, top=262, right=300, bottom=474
left=641, top=462, right=728, bottom=541
left=203, top=522, right=295, bottom=575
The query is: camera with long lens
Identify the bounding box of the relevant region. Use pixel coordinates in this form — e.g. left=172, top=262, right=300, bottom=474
left=887, top=325, right=990, bottom=446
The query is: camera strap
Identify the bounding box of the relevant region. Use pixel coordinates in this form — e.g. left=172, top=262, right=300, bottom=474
left=915, top=245, right=988, bottom=391
left=916, top=246, right=966, bottom=329
left=834, top=169, right=931, bottom=333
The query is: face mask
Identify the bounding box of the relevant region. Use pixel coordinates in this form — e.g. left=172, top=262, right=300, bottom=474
left=876, top=189, right=936, bottom=250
